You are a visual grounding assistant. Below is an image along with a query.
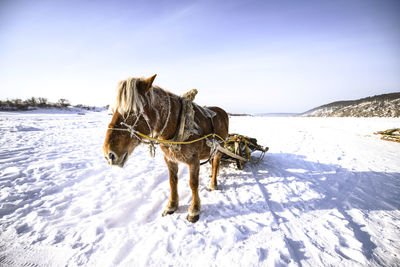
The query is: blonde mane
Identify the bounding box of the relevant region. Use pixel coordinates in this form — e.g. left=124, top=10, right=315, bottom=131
left=114, top=77, right=154, bottom=117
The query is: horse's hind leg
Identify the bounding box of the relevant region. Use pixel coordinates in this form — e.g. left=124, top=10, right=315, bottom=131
left=162, top=157, right=179, bottom=216
left=210, top=152, right=222, bottom=191
left=187, top=160, right=201, bottom=223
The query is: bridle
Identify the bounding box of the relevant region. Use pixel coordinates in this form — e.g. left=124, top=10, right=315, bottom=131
left=107, top=92, right=228, bottom=164
left=107, top=90, right=171, bottom=157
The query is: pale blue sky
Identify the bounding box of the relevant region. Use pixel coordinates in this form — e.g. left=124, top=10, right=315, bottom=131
left=1, top=0, right=399, bottom=113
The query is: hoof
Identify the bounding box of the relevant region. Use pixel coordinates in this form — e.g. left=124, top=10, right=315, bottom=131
left=209, top=185, right=218, bottom=191
left=187, top=214, right=200, bottom=223
left=162, top=202, right=178, bottom=217
left=162, top=210, right=176, bottom=217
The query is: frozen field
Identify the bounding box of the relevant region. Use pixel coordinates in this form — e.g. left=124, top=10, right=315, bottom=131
left=0, top=110, right=399, bottom=266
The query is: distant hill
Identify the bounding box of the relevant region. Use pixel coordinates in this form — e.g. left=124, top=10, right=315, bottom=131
left=228, top=113, right=252, bottom=117
left=302, top=92, right=400, bottom=117
left=256, top=113, right=299, bottom=117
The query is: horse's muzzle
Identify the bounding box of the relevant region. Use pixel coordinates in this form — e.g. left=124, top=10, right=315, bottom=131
left=105, top=151, right=128, bottom=167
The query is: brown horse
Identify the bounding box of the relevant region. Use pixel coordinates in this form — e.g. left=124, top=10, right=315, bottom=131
left=103, top=75, right=229, bottom=222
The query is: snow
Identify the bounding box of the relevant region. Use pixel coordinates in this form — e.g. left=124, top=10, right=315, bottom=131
left=1, top=111, right=399, bottom=266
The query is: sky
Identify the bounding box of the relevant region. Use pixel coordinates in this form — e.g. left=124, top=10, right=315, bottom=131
left=0, top=0, right=399, bottom=113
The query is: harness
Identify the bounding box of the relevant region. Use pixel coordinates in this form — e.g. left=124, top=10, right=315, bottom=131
left=108, top=92, right=226, bottom=159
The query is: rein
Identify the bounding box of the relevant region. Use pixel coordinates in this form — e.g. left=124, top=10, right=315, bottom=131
left=107, top=90, right=227, bottom=158
left=107, top=86, right=264, bottom=166
left=109, top=111, right=158, bottom=157
left=108, top=111, right=227, bottom=158
left=109, top=123, right=227, bottom=147
left=108, top=89, right=172, bottom=157
left=108, top=109, right=262, bottom=165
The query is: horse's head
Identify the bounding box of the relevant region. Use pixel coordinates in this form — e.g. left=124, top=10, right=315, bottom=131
left=103, top=74, right=156, bottom=167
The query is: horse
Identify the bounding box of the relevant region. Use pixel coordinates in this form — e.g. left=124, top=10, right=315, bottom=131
left=103, top=74, right=229, bottom=223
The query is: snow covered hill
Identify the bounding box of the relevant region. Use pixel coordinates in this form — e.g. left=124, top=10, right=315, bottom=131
left=303, top=92, right=400, bottom=117
left=0, top=111, right=399, bottom=266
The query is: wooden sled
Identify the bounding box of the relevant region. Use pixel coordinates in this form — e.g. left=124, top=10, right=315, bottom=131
left=374, top=128, right=400, bottom=143
left=220, top=134, right=269, bottom=170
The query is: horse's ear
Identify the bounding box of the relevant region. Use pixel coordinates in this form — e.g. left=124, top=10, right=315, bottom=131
left=138, top=74, right=157, bottom=94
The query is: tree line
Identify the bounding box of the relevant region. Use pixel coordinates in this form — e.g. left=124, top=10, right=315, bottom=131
left=0, top=97, right=97, bottom=111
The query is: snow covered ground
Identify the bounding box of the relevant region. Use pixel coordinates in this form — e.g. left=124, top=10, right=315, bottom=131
left=0, top=110, right=399, bottom=266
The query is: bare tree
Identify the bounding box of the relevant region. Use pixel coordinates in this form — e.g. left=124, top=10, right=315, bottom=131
left=24, top=97, right=37, bottom=105
left=57, top=98, right=70, bottom=107
left=13, top=99, right=23, bottom=105
left=38, top=97, right=48, bottom=106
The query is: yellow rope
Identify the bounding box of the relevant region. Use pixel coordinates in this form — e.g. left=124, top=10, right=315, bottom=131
left=110, top=127, right=265, bottom=165
left=133, top=131, right=266, bottom=164
left=135, top=131, right=228, bottom=147
left=139, top=131, right=265, bottom=164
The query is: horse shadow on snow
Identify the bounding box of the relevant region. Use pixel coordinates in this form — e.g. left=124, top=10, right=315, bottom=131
left=201, top=152, right=400, bottom=263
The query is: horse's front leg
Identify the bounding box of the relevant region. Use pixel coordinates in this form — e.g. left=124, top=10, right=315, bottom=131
left=162, top=157, right=179, bottom=216
left=187, top=159, right=201, bottom=223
